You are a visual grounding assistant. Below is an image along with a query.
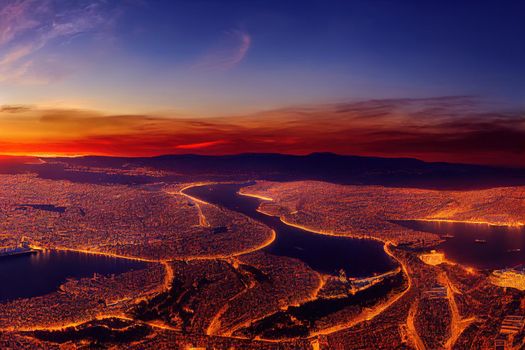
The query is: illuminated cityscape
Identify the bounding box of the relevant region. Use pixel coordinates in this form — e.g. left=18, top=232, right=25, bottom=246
left=1, top=0, right=524, bottom=349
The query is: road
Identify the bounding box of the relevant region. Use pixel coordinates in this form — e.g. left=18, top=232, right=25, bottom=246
left=439, top=271, right=476, bottom=349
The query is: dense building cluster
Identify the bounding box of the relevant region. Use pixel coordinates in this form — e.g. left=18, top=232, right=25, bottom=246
left=1, top=172, right=524, bottom=348
left=244, top=181, right=525, bottom=246
left=217, top=251, right=321, bottom=336
left=0, top=175, right=273, bottom=260
left=415, top=296, right=451, bottom=348
left=0, top=264, right=164, bottom=330
left=237, top=181, right=525, bottom=349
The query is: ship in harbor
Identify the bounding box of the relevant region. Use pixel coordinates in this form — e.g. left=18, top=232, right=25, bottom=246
left=0, top=239, right=37, bottom=258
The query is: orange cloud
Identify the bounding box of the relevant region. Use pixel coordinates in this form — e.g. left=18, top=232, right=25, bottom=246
left=0, top=97, right=523, bottom=167
left=175, top=140, right=228, bottom=149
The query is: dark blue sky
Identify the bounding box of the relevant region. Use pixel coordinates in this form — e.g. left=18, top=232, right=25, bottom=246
left=1, top=0, right=524, bottom=113
left=1, top=0, right=524, bottom=163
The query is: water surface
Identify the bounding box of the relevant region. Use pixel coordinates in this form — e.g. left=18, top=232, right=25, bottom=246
left=185, top=183, right=396, bottom=277
left=395, top=220, right=525, bottom=269
left=0, top=249, right=148, bottom=303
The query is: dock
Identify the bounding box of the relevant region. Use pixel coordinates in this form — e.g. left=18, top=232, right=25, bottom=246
left=0, top=241, right=38, bottom=258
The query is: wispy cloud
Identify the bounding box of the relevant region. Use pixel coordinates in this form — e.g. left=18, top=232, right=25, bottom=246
left=0, top=0, right=38, bottom=47
left=192, top=29, right=251, bottom=71
left=0, top=0, right=119, bottom=84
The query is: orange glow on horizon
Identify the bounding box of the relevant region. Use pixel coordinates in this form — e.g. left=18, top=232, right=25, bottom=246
left=0, top=99, right=524, bottom=167
left=0, top=152, right=85, bottom=158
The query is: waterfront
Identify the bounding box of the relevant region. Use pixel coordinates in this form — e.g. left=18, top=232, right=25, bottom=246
left=0, top=249, right=148, bottom=303
left=395, top=220, right=525, bottom=269
left=184, top=183, right=397, bottom=277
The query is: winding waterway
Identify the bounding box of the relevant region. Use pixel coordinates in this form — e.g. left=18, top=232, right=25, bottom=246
left=185, top=183, right=404, bottom=338
left=184, top=183, right=397, bottom=277
left=0, top=249, right=148, bottom=303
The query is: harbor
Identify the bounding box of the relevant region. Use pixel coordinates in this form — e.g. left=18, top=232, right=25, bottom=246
left=0, top=240, right=38, bottom=258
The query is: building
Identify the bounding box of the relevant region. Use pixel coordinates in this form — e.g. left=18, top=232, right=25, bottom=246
left=491, top=266, right=525, bottom=291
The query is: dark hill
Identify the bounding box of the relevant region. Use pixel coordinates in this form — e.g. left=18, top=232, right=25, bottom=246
left=42, top=153, right=525, bottom=190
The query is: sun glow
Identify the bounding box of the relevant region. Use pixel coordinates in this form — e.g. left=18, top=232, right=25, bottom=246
left=0, top=152, right=85, bottom=158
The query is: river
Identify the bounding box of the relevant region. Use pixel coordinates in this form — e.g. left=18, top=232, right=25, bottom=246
left=184, top=183, right=403, bottom=338
left=184, top=183, right=397, bottom=278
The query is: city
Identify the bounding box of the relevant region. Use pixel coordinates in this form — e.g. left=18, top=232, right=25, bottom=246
left=1, top=0, right=524, bottom=348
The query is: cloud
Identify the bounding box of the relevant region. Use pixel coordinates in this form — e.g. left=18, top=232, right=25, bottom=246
left=0, top=97, right=524, bottom=167
left=0, top=1, right=39, bottom=47
left=0, top=0, right=119, bottom=84
left=0, top=104, right=32, bottom=113
left=176, top=140, right=228, bottom=149
left=192, top=29, right=251, bottom=71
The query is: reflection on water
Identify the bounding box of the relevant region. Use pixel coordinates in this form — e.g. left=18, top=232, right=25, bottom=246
left=394, top=220, right=525, bottom=269
left=185, top=183, right=397, bottom=278
left=0, top=249, right=148, bottom=303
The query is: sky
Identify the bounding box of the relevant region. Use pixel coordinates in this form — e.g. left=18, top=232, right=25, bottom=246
left=0, top=0, right=524, bottom=166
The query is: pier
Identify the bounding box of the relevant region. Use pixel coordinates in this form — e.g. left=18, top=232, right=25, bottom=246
left=0, top=241, right=37, bottom=258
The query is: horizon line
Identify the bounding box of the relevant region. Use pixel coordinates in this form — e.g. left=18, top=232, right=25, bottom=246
left=1, top=152, right=524, bottom=170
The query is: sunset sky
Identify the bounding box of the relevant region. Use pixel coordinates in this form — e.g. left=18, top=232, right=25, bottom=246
left=0, top=0, right=524, bottom=166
